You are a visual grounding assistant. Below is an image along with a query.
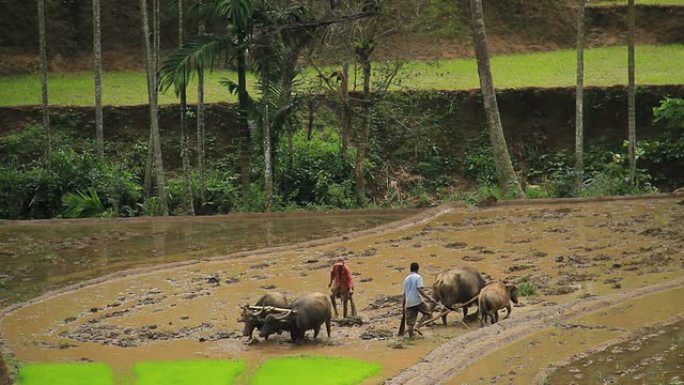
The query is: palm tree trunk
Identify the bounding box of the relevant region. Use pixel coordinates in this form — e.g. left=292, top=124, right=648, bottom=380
left=627, top=0, right=637, bottom=185
left=354, top=49, right=372, bottom=206
left=237, top=43, right=251, bottom=206
left=143, top=0, right=161, bottom=197
left=575, top=0, right=585, bottom=193
left=196, top=0, right=206, bottom=204
left=141, top=0, right=169, bottom=215
left=38, top=0, right=51, bottom=170
left=178, top=0, right=194, bottom=215
left=469, top=0, right=524, bottom=198
left=93, top=0, right=104, bottom=159
left=263, top=103, right=273, bottom=211
left=340, top=61, right=351, bottom=155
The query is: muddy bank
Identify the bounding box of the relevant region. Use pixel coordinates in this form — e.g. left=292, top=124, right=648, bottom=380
left=0, top=197, right=681, bottom=384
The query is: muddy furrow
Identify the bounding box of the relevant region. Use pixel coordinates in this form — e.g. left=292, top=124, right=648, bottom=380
left=385, top=276, right=684, bottom=385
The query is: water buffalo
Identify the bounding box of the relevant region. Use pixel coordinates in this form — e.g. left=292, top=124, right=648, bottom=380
left=259, top=292, right=332, bottom=343
left=478, top=281, right=518, bottom=326
left=432, top=267, right=485, bottom=325
left=237, top=292, right=289, bottom=339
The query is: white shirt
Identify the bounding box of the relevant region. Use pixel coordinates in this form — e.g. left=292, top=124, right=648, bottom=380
left=403, top=272, right=424, bottom=308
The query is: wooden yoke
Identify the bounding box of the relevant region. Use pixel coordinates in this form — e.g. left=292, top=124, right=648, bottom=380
left=246, top=306, right=292, bottom=313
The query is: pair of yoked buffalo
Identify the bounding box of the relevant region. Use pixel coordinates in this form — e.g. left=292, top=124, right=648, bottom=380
left=238, top=292, right=332, bottom=343
left=238, top=267, right=518, bottom=343
left=430, top=267, right=519, bottom=327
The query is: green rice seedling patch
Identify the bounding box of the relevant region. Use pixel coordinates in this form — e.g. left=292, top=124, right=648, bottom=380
left=249, top=355, right=382, bottom=385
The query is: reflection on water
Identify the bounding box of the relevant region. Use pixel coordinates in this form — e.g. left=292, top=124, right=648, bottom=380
left=546, top=320, right=684, bottom=385
left=0, top=210, right=415, bottom=307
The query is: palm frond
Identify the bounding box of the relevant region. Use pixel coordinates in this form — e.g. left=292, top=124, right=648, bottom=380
left=159, top=34, right=234, bottom=95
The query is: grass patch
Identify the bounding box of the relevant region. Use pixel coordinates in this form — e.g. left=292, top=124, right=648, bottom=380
left=517, top=278, right=539, bottom=297
left=249, top=355, right=381, bottom=385
left=19, top=362, right=113, bottom=385
left=1, top=44, right=682, bottom=107
left=135, top=360, right=245, bottom=385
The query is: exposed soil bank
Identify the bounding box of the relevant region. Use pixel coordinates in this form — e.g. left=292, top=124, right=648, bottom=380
left=2, top=86, right=682, bottom=187
left=1, top=197, right=681, bottom=384
left=1, top=1, right=682, bottom=73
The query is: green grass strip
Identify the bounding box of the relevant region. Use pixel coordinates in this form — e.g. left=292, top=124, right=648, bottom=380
left=2, top=44, right=682, bottom=107
left=135, top=360, right=245, bottom=385
left=19, top=362, right=114, bottom=385
left=249, top=355, right=382, bottom=385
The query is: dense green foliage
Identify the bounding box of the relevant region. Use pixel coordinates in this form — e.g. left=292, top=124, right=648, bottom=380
left=1, top=96, right=681, bottom=219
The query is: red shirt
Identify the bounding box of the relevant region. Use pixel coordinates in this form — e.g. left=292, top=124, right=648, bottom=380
left=330, top=262, right=354, bottom=289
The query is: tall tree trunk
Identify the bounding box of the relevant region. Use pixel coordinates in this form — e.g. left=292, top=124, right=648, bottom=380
left=196, top=0, right=206, bottom=204
left=143, top=0, right=161, bottom=196
left=93, top=0, right=104, bottom=159
left=574, top=0, right=585, bottom=193
left=237, top=43, right=251, bottom=206
left=141, top=0, right=169, bottom=215
left=627, top=0, right=637, bottom=185
left=469, top=0, right=524, bottom=198
left=38, top=0, right=51, bottom=170
left=263, top=103, right=273, bottom=211
left=340, top=61, right=351, bottom=155
left=354, top=47, right=372, bottom=206
left=178, top=0, right=194, bottom=215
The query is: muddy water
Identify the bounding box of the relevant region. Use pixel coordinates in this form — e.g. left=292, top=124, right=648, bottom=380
left=0, top=210, right=415, bottom=307
left=1, top=198, right=682, bottom=384
left=546, top=319, right=684, bottom=385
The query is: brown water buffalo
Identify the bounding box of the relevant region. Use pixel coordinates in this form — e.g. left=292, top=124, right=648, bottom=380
left=432, top=267, right=485, bottom=325
left=238, top=292, right=289, bottom=339
left=478, top=282, right=518, bottom=326
left=259, top=292, right=332, bottom=343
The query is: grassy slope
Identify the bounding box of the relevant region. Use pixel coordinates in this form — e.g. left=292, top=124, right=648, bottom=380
left=1, top=44, right=682, bottom=107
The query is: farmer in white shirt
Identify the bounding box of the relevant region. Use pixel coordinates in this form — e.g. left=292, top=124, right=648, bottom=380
left=402, top=262, right=437, bottom=338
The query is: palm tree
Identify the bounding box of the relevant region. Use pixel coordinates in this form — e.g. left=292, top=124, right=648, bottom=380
left=627, top=0, right=637, bottom=184
left=354, top=38, right=374, bottom=206
left=38, top=0, right=51, bottom=169
left=93, top=0, right=104, bottom=158
left=469, top=0, right=524, bottom=198
left=141, top=0, right=169, bottom=215
left=197, top=0, right=207, bottom=204
left=575, top=0, right=586, bottom=193
left=178, top=0, right=195, bottom=215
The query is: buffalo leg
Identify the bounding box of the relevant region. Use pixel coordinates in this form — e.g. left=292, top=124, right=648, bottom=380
left=343, top=298, right=348, bottom=318
left=330, top=294, right=339, bottom=317
left=441, top=313, right=448, bottom=325
left=349, top=295, right=357, bottom=317
left=504, top=304, right=512, bottom=319
left=313, top=325, right=321, bottom=339
left=325, top=318, right=331, bottom=337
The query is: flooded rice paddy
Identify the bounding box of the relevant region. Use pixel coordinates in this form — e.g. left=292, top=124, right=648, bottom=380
left=0, top=198, right=682, bottom=384
left=546, top=318, right=683, bottom=385
left=0, top=210, right=415, bottom=307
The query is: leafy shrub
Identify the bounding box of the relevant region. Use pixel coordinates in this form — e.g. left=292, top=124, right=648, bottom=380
left=517, top=278, right=538, bottom=297
left=464, top=133, right=496, bottom=185
left=653, top=97, right=684, bottom=130
left=62, top=188, right=105, bottom=218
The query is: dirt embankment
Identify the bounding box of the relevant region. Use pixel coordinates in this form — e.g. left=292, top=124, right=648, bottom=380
left=2, top=86, right=682, bottom=186
left=1, top=1, right=682, bottom=74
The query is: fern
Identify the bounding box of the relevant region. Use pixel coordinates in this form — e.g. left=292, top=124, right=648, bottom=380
left=61, top=188, right=104, bottom=218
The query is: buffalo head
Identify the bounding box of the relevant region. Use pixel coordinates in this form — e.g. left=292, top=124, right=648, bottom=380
left=259, top=309, right=297, bottom=339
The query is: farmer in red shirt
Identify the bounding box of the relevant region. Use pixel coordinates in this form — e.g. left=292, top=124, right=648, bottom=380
left=328, top=257, right=357, bottom=318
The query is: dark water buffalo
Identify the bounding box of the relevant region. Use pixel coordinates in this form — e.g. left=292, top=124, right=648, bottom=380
left=237, top=292, right=289, bottom=339
left=432, top=267, right=485, bottom=324
left=478, top=282, right=518, bottom=326
left=259, top=292, right=332, bottom=343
